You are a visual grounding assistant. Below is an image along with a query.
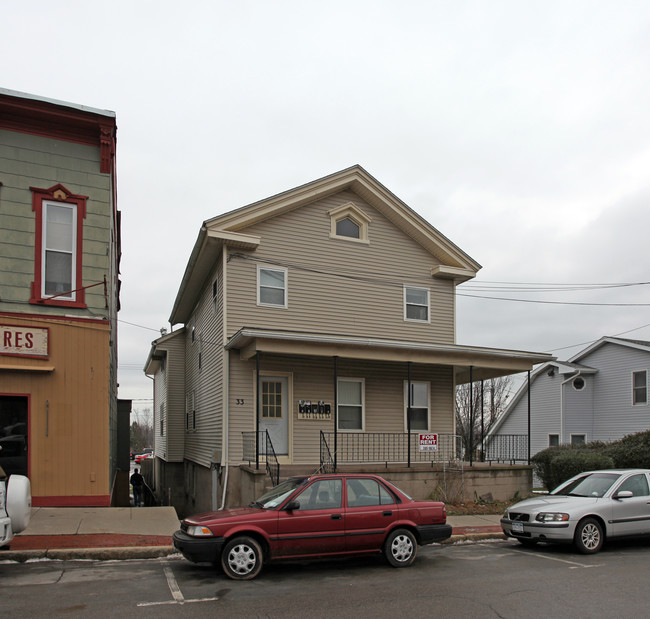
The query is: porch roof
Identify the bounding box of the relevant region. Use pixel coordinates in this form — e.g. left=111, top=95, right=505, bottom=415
left=226, top=328, right=554, bottom=383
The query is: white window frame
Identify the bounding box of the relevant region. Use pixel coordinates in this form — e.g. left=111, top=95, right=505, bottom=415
left=42, top=200, right=77, bottom=301
left=185, top=391, right=196, bottom=432
left=404, top=286, right=430, bottom=323
left=570, top=434, right=586, bottom=446
left=632, top=370, right=648, bottom=406
left=337, top=377, right=365, bottom=432
left=548, top=434, right=559, bottom=447
left=403, top=380, right=430, bottom=432
left=257, top=265, right=288, bottom=308
left=328, top=202, right=371, bottom=244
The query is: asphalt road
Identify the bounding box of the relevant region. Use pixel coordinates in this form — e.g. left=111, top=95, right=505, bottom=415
left=3, top=538, right=650, bottom=618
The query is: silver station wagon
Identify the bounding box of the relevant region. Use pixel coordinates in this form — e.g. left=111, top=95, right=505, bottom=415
left=501, top=469, right=650, bottom=554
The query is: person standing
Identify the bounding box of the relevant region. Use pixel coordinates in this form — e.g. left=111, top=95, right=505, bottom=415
left=130, top=468, right=144, bottom=507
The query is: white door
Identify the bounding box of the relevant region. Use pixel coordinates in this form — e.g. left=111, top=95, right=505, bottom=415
left=259, top=376, right=289, bottom=456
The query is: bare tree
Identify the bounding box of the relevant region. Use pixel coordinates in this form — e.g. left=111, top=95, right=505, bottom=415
left=130, top=407, right=153, bottom=453
left=455, top=376, right=513, bottom=461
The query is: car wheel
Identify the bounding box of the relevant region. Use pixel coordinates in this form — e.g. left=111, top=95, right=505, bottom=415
left=574, top=518, right=603, bottom=554
left=221, top=536, right=263, bottom=580
left=384, top=528, right=417, bottom=567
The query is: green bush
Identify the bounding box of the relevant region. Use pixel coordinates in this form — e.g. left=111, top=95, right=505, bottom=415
left=531, top=430, right=650, bottom=490
left=548, top=451, right=615, bottom=491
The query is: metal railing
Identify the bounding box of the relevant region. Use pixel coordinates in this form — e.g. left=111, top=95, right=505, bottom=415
left=241, top=430, right=280, bottom=486
left=483, top=434, right=528, bottom=464
left=320, top=432, right=463, bottom=469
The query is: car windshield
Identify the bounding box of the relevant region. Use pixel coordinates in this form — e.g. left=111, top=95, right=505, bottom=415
left=550, top=472, right=621, bottom=498
left=251, top=477, right=307, bottom=509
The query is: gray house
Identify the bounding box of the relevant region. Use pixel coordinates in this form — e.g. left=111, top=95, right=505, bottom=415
left=488, top=337, right=650, bottom=456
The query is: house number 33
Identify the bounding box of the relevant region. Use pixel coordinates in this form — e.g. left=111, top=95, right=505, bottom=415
left=236, top=399, right=245, bottom=405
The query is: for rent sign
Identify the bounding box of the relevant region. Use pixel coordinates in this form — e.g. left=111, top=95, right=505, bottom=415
left=1, top=324, right=49, bottom=358
left=418, top=433, right=438, bottom=452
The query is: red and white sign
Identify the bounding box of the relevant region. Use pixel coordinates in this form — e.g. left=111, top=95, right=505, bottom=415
left=418, top=433, right=438, bottom=452
left=1, top=325, right=49, bottom=358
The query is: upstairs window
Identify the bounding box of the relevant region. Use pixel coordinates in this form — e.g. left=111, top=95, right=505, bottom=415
left=258, top=266, right=287, bottom=307
left=633, top=370, right=647, bottom=405
left=30, top=184, right=87, bottom=308
left=336, top=217, right=360, bottom=239
left=404, top=286, right=430, bottom=322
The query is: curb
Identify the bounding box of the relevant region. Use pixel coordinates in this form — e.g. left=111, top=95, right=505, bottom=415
left=446, top=532, right=506, bottom=544
left=0, top=545, right=177, bottom=563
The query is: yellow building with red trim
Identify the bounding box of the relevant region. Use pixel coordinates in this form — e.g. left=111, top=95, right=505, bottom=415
left=0, top=89, right=123, bottom=506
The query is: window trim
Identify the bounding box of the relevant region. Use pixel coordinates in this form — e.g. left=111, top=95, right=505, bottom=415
left=30, top=184, right=87, bottom=308
left=257, top=265, right=288, bottom=308
left=337, top=377, right=365, bottom=432
left=404, top=285, right=430, bottom=323
left=403, top=380, right=430, bottom=432
left=328, top=202, right=371, bottom=244
left=570, top=433, right=586, bottom=446
left=632, top=370, right=648, bottom=406
left=548, top=434, right=559, bottom=447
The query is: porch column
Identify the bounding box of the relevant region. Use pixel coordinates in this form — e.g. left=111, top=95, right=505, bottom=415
left=527, top=370, right=531, bottom=465
left=407, top=361, right=412, bottom=468
left=256, top=351, right=260, bottom=471
left=469, top=366, right=474, bottom=466
left=334, top=356, right=338, bottom=472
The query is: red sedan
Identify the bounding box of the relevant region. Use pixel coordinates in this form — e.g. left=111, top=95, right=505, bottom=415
left=173, top=473, right=452, bottom=580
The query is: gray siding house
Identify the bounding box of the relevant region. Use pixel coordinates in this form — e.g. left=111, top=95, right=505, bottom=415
left=145, top=166, right=552, bottom=514
left=488, top=337, right=650, bottom=457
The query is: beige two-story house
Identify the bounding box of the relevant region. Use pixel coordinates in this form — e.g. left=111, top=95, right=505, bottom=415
left=145, top=166, right=551, bottom=514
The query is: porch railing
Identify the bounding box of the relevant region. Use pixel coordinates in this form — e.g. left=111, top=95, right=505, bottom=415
left=483, top=434, right=528, bottom=464
left=320, top=432, right=463, bottom=469
left=242, top=430, right=280, bottom=486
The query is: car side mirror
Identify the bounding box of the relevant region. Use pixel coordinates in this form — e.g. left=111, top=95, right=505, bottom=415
left=284, top=500, right=300, bottom=511
left=615, top=490, right=634, bottom=499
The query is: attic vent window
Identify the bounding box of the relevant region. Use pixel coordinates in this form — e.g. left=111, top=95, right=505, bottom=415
left=336, top=217, right=360, bottom=239
left=328, top=202, right=371, bottom=244
left=573, top=376, right=585, bottom=391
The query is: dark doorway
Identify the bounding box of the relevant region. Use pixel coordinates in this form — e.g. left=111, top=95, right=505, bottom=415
left=0, top=396, right=28, bottom=477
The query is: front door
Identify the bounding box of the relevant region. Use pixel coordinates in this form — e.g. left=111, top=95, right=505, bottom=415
left=259, top=376, right=289, bottom=456
left=0, top=395, right=28, bottom=477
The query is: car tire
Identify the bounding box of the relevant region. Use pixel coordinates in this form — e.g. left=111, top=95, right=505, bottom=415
left=574, top=517, right=603, bottom=554
left=221, top=536, right=263, bottom=580
left=384, top=528, right=417, bottom=567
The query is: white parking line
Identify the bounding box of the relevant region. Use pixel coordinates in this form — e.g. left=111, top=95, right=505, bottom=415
left=508, top=546, right=604, bottom=569
left=137, top=559, right=220, bottom=607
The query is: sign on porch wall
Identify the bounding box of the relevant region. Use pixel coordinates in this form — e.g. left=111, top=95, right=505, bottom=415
left=1, top=324, right=49, bottom=358
left=419, top=433, right=439, bottom=452
left=298, top=400, right=332, bottom=420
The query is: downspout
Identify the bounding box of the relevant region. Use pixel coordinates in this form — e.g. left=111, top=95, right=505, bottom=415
left=219, top=247, right=230, bottom=509
left=560, top=371, right=581, bottom=444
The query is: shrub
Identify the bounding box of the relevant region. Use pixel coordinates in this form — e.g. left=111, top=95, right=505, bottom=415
left=604, top=431, right=650, bottom=469
left=548, top=451, right=615, bottom=491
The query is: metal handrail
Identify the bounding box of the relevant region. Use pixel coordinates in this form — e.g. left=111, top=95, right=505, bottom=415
left=242, top=430, right=281, bottom=486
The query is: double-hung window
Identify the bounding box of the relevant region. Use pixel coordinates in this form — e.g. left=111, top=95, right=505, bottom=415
left=30, top=184, right=87, bottom=308
left=257, top=266, right=287, bottom=307
left=633, top=371, right=647, bottom=405
left=404, top=286, right=429, bottom=322
left=337, top=378, right=364, bottom=431
left=404, top=381, right=430, bottom=431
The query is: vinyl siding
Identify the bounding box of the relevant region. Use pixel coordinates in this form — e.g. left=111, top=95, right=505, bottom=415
left=585, top=344, right=650, bottom=440
left=227, top=352, right=455, bottom=464
left=0, top=129, right=112, bottom=316
left=226, top=190, right=455, bottom=344
left=183, top=260, right=224, bottom=467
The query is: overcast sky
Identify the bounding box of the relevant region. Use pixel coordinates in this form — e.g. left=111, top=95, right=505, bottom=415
left=3, top=1, right=650, bottom=412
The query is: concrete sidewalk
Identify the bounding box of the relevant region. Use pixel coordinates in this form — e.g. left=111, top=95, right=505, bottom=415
left=0, top=508, right=504, bottom=563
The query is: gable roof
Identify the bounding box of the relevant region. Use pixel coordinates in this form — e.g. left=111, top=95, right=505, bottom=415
left=570, top=336, right=650, bottom=364
left=170, top=165, right=481, bottom=324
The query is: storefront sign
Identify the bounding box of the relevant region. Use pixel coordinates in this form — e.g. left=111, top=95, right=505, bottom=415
left=418, top=433, right=438, bottom=452
left=0, top=324, right=49, bottom=358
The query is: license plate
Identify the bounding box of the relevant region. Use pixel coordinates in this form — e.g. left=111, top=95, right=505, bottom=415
left=512, top=522, right=524, bottom=534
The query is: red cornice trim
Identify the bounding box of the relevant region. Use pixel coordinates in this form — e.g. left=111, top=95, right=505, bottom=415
left=32, top=495, right=111, bottom=508
left=0, top=311, right=108, bottom=326
left=0, top=93, right=116, bottom=173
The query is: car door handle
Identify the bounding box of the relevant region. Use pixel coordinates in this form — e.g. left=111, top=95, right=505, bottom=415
left=383, top=511, right=393, bottom=517
left=331, top=514, right=342, bottom=520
